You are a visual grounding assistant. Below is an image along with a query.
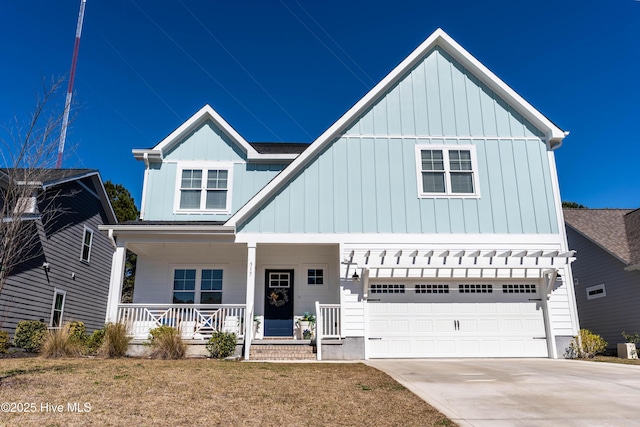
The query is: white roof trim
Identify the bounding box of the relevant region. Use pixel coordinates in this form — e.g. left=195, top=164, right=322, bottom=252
left=132, top=105, right=298, bottom=162
left=227, top=28, right=566, bottom=228
left=98, top=224, right=235, bottom=235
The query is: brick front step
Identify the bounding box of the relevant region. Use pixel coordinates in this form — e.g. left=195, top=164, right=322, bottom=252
left=249, top=344, right=316, bottom=361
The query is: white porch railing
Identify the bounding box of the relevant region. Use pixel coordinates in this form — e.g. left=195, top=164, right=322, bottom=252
left=315, top=302, right=341, bottom=361
left=117, top=304, right=246, bottom=340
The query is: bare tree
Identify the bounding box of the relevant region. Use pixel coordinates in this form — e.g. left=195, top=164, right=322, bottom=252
left=0, top=77, right=72, bottom=292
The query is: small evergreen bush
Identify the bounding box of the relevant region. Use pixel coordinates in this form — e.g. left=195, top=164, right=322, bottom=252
left=40, top=323, right=84, bottom=358
left=206, top=331, right=236, bottom=359
left=99, top=322, right=131, bottom=358
left=86, top=327, right=106, bottom=354
left=68, top=321, right=87, bottom=344
left=14, top=320, right=48, bottom=352
left=0, top=330, right=10, bottom=353
left=148, top=326, right=186, bottom=359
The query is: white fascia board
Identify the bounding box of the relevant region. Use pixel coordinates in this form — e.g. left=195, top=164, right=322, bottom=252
left=98, top=224, right=235, bottom=236
left=227, top=28, right=566, bottom=227
left=131, top=105, right=300, bottom=163
left=434, top=30, right=566, bottom=146
left=235, top=233, right=566, bottom=247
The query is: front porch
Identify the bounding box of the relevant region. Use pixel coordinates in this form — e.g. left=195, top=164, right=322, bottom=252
left=114, top=302, right=343, bottom=360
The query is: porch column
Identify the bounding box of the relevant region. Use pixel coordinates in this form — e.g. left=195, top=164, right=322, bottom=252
left=105, top=242, right=126, bottom=324
left=244, top=243, right=257, bottom=360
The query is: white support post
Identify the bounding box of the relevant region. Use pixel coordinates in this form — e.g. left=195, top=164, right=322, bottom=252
left=105, top=243, right=126, bottom=324
left=244, top=243, right=257, bottom=360
left=315, top=301, right=322, bottom=361
left=541, top=270, right=558, bottom=358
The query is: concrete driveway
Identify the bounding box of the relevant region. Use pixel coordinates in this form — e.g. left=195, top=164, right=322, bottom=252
left=367, top=359, right=640, bottom=427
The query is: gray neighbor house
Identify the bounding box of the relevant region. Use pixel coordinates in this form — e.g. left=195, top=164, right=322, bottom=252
left=0, top=168, right=117, bottom=338
left=564, top=208, right=640, bottom=350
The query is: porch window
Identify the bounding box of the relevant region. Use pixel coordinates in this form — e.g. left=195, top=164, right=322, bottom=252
left=307, top=269, right=324, bottom=285
left=200, top=269, right=223, bottom=304
left=415, top=145, right=479, bottom=197
left=176, top=165, right=231, bottom=212
left=50, top=290, right=66, bottom=327
left=173, top=269, right=196, bottom=304
left=173, top=268, right=224, bottom=304
left=80, top=227, right=93, bottom=262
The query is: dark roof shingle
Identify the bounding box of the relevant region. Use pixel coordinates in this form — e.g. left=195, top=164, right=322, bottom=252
left=563, top=208, right=634, bottom=264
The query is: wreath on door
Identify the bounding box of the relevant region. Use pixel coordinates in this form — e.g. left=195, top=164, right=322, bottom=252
left=267, top=288, right=289, bottom=307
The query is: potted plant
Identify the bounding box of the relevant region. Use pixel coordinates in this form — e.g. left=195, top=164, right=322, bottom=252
left=253, top=315, right=261, bottom=339
left=295, top=312, right=316, bottom=340
left=619, top=332, right=639, bottom=359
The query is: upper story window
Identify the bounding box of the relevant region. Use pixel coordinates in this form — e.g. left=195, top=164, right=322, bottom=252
left=415, top=145, right=479, bottom=197
left=175, top=164, right=232, bottom=213
left=80, top=227, right=93, bottom=263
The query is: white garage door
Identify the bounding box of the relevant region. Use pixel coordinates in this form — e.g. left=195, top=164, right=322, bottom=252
left=367, top=283, right=548, bottom=358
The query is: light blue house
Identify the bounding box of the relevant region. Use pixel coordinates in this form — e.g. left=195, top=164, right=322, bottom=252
left=101, top=29, right=579, bottom=360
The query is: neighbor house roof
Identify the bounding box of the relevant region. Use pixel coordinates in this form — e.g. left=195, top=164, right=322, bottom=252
left=564, top=208, right=640, bottom=270
left=1, top=168, right=117, bottom=225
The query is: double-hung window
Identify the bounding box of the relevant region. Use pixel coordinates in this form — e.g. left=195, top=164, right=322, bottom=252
left=416, top=145, right=479, bottom=197
left=176, top=164, right=231, bottom=212
left=50, top=289, right=66, bottom=327
left=80, top=227, right=93, bottom=263
left=172, top=268, right=224, bottom=304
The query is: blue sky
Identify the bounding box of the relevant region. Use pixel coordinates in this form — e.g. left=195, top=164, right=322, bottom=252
left=1, top=1, right=639, bottom=209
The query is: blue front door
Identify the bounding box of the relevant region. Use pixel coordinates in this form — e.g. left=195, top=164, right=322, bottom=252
left=264, top=270, right=294, bottom=336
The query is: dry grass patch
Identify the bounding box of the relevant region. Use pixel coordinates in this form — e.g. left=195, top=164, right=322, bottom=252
left=586, top=355, right=640, bottom=366
left=0, top=358, right=451, bottom=426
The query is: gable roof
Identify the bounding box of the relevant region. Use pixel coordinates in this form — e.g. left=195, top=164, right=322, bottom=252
left=1, top=168, right=117, bottom=225
left=132, top=105, right=302, bottom=162
left=564, top=208, right=640, bottom=270
left=227, top=28, right=568, bottom=228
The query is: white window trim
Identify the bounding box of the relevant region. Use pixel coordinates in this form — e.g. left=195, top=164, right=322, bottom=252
left=49, top=289, right=66, bottom=327
left=170, top=265, right=226, bottom=304
left=80, top=227, right=94, bottom=263
left=586, top=283, right=606, bottom=300
left=173, top=162, right=233, bottom=214
left=414, top=144, right=480, bottom=198
left=303, top=263, right=328, bottom=286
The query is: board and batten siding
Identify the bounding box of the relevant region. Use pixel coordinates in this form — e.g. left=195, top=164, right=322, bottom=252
left=142, top=121, right=286, bottom=221
left=240, top=136, right=556, bottom=234
left=238, top=47, right=558, bottom=234
left=0, top=180, right=114, bottom=336
left=567, top=227, right=640, bottom=348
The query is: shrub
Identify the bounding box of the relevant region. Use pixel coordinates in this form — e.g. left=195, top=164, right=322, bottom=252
left=148, top=326, right=186, bottom=359
left=206, top=331, right=237, bottom=359
left=86, top=327, right=106, bottom=354
left=68, top=321, right=87, bottom=344
left=40, top=323, right=84, bottom=358
left=0, top=330, right=10, bottom=353
left=98, top=322, right=131, bottom=358
left=622, top=331, right=640, bottom=345
left=14, top=320, right=48, bottom=352
left=566, top=329, right=607, bottom=359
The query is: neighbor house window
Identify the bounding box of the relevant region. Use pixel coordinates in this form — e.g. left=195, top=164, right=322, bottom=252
left=173, top=268, right=224, bottom=304
left=586, top=284, right=606, bottom=300
left=176, top=165, right=231, bottom=212
left=80, top=227, right=93, bottom=262
left=50, top=290, right=66, bottom=327
left=416, top=145, right=479, bottom=197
